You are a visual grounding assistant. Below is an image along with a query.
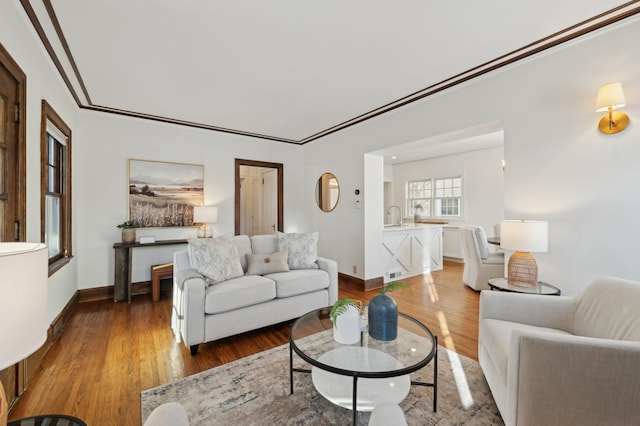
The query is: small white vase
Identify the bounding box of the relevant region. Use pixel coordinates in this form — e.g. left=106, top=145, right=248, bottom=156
left=333, top=305, right=361, bottom=344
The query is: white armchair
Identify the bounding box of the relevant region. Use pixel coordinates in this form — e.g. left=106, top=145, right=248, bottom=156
left=479, top=277, right=640, bottom=426
left=143, top=402, right=189, bottom=426
left=459, top=225, right=504, bottom=291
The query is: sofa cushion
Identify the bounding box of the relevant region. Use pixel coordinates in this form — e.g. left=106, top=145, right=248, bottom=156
left=232, top=235, right=252, bottom=272
left=573, top=277, right=640, bottom=341
left=246, top=250, right=289, bottom=275
left=189, top=236, right=244, bottom=285
left=277, top=231, right=319, bottom=270
left=204, top=275, right=276, bottom=314
left=250, top=234, right=278, bottom=255
left=480, top=318, right=571, bottom=384
left=266, top=268, right=329, bottom=298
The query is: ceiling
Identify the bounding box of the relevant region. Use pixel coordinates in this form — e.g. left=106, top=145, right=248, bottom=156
left=22, top=1, right=640, bottom=144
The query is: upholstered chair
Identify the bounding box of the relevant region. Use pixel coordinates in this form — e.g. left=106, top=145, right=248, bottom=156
left=459, top=225, right=504, bottom=291
left=479, top=277, right=640, bottom=426
left=368, top=402, right=407, bottom=426
left=143, top=402, right=189, bottom=426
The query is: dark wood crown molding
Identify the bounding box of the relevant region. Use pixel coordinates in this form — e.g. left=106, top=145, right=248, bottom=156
left=20, top=0, right=640, bottom=145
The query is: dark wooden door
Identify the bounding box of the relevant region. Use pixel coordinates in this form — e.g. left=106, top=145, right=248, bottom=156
left=0, top=43, right=27, bottom=412
left=0, top=46, right=24, bottom=242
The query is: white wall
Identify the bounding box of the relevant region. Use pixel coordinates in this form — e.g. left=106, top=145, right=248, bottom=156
left=6, top=1, right=640, bottom=330
left=389, top=146, right=505, bottom=233
left=303, top=17, right=640, bottom=295
left=75, top=110, right=306, bottom=288
left=1, top=2, right=79, bottom=323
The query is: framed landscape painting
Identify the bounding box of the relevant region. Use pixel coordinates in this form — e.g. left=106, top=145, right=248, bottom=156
left=128, top=159, right=204, bottom=227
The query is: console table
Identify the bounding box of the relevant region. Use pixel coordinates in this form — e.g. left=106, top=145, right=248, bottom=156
left=113, top=239, right=187, bottom=302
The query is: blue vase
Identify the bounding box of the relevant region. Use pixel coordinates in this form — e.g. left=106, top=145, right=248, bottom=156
left=368, top=293, right=398, bottom=341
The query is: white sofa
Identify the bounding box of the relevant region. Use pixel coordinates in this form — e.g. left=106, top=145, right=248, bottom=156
left=172, top=233, right=338, bottom=355
left=479, top=277, right=640, bottom=426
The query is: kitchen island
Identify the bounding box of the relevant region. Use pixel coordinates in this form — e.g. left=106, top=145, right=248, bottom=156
left=382, top=223, right=443, bottom=282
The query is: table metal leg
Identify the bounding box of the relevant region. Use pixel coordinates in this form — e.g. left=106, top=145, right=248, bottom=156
left=352, top=375, right=358, bottom=425
left=434, top=335, right=438, bottom=412
left=410, top=335, right=438, bottom=412
left=289, top=342, right=294, bottom=394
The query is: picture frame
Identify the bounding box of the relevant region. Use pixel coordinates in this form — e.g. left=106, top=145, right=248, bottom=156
left=128, top=159, right=204, bottom=227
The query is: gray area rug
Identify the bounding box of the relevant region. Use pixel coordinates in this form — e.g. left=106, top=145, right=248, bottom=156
left=141, top=343, right=504, bottom=425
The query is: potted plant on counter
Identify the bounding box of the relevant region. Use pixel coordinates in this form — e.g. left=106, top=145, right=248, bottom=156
left=117, top=220, right=139, bottom=244
left=330, top=299, right=362, bottom=344
left=368, top=281, right=411, bottom=341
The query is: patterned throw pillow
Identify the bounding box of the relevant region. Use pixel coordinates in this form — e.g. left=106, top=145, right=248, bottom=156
left=188, top=236, right=244, bottom=285
left=245, top=250, right=289, bottom=275
left=277, top=231, right=319, bottom=270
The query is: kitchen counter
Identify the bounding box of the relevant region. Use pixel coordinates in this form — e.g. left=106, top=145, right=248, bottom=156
left=383, top=223, right=444, bottom=231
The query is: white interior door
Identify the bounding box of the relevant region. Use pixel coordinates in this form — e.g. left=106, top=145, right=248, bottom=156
left=261, top=169, right=277, bottom=234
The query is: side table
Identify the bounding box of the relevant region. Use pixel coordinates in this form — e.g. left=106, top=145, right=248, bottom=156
left=488, top=277, right=561, bottom=295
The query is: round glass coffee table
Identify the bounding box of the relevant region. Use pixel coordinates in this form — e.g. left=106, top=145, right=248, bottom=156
left=289, top=307, right=437, bottom=425
left=8, top=415, right=86, bottom=426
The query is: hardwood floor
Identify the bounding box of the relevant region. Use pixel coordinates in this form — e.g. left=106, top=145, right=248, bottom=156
left=8, top=261, right=479, bottom=425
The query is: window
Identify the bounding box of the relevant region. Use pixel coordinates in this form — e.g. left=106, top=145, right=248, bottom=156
left=406, top=179, right=432, bottom=217
left=41, top=101, right=72, bottom=273
left=434, top=177, right=462, bottom=217
left=406, top=175, right=462, bottom=218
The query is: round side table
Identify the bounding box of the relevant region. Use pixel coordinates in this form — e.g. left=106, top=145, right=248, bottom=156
left=488, top=277, right=561, bottom=295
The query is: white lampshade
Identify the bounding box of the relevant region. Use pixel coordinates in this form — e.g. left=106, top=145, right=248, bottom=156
left=500, top=220, right=548, bottom=253
left=193, top=206, right=218, bottom=224
left=0, top=243, right=48, bottom=370
left=595, top=82, right=626, bottom=112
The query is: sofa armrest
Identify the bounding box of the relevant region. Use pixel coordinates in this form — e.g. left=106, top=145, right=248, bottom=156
left=174, top=267, right=206, bottom=347
left=480, top=290, right=574, bottom=331
left=317, top=256, right=338, bottom=306
left=507, top=331, right=640, bottom=426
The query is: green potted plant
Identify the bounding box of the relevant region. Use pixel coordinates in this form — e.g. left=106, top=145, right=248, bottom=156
left=368, top=281, right=411, bottom=341
left=329, top=299, right=362, bottom=344
left=117, top=220, right=139, bottom=244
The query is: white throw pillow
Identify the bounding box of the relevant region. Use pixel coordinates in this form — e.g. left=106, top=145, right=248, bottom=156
left=474, top=227, right=490, bottom=260
left=277, top=231, right=319, bottom=270
left=246, top=250, right=290, bottom=275
left=189, top=236, right=244, bottom=285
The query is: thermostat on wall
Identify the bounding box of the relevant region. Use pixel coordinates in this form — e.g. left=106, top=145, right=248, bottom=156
left=140, top=236, right=156, bottom=244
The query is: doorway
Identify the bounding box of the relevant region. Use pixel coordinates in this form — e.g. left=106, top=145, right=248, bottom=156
left=234, top=159, right=283, bottom=236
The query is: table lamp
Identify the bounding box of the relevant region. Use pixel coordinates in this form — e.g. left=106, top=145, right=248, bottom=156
left=0, top=243, right=48, bottom=425
left=500, top=220, right=548, bottom=287
left=193, top=206, right=218, bottom=238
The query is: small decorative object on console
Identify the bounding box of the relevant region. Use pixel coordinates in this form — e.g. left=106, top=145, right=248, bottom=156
left=368, top=281, right=411, bottom=341
left=117, top=220, right=139, bottom=244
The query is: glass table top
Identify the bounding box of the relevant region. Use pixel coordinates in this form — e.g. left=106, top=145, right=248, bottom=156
left=290, top=307, right=436, bottom=378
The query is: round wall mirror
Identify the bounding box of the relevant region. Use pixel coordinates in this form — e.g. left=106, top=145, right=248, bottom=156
left=315, top=173, right=340, bottom=212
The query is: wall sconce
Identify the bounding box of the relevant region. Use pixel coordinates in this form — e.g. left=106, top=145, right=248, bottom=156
left=595, top=82, right=629, bottom=134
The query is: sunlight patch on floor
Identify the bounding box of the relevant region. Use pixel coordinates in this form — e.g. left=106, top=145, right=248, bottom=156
left=424, top=274, right=439, bottom=303
left=437, top=311, right=474, bottom=409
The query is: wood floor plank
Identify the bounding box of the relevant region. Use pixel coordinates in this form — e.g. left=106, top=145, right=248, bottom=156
left=8, top=261, right=479, bottom=424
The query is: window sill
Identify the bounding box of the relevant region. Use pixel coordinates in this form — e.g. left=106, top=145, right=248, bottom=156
left=49, top=255, right=73, bottom=276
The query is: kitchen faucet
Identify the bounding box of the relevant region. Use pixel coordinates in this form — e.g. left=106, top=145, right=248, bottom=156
left=385, top=205, right=403, bottom=226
